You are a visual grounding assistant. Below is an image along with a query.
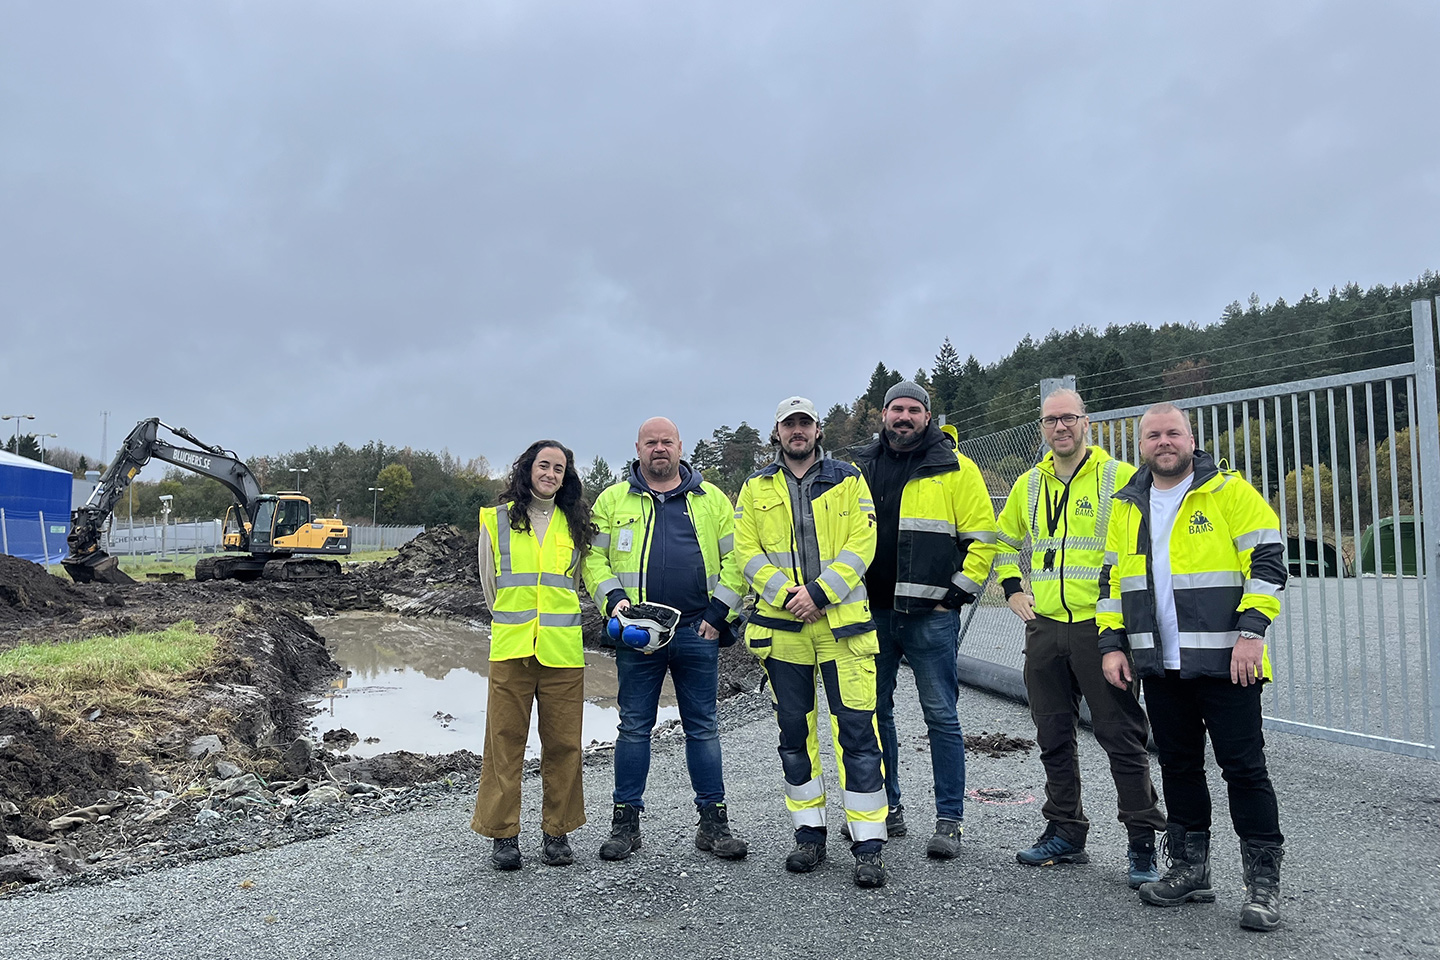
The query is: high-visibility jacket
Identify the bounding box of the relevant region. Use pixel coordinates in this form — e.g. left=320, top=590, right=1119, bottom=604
left=996, top=446, right=1133, bottom=622
left=853, top=433, right=998, bottom=614
left=581, top=467, right=746, bottom=621
left=479, top=502, right=585, bottom=667
left=733, top=457, right=877, bottom=649
left=1096, top=450, right=1287, bottom=680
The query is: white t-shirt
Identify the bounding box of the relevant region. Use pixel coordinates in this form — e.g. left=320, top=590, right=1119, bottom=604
left=1148, top=474, right=1194, bottom=670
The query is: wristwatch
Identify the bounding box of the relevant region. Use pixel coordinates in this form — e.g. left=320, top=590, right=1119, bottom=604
left=1238, top=630, right=1264, bottom=640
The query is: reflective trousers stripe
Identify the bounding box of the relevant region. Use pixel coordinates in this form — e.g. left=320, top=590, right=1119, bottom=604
left=785, top=775, right=825, bottom=803
left=843, top=788, right=887, bottom=813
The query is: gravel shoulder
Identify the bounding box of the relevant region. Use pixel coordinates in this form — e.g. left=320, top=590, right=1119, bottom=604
left=3, top=673, right=1436, bottom=960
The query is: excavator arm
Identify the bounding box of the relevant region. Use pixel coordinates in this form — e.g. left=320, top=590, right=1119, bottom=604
left=64, top=418, right=264, bottom=584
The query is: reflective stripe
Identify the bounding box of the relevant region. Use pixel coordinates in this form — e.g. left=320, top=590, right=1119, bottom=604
left=895, top=581, right=947, bottom=600
left=1120, top=575, right=1148, bottom=593
left=857, top=497, right=873, bottom=506
left=835, top=550, right=868, bottom=576
left=790, top=808, right=827, bottom=828
left=1095, top=459, right=1120, bottom=541
left=845, top=584, right=869, bottom=603
left=1178, top=630, right=1240, bottom=650
left=717, top=533, right=734, bottom=554
left=951, top=572, right=983, bottom=595
left=706, top=573, right=720, bottom=591
left=1128, top=630, right=1156, bottom=649
left=595, top=576, right=623, bottom=597
left=539, top=612, right=584, bottom=628
left=818, top=567, right=851, bottom=599
left=540, top=572, right=573, bottom=589
left=491, top=609, right=537, bottom=625
left=842, top=788, right=887, bottom=813
left=1104, top=551, right=1118, bottom=566
left=957, top=529, right=997, bottom=543
left=847, top=819, right=887, bottom=842
left=713, top=584, right=743, bottom=611
left=761, top=570, right=790, bottom=605
left=997, top=531, right=1024, bottom=549
left=1245, top=578, right=1282, bottom=597
left=785, top=776, right=826, bottom=802
left=743, top=555, right=767, bottom=581
left=898, top=517, right=953, bottom=534
left=1030, top=565, right=1102, bottom=583
left=591, top=532, right=612, bottom=550
left=496, top=503, right=513, bottom=575
left=495, top=573, right=533, bottom=589
left=616, top=571, right=642, bottom=587
left=1235, top=528, right=1283, bottom=550
left=1172, top=571, right=1244, bottom=590
left=1096, top=598, right=1122, bottom=615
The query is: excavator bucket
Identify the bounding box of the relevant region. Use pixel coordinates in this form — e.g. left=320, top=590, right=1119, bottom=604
left=62, top=551, right=136, bottom=585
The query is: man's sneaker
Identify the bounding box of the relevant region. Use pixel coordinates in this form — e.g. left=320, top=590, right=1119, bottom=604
left=1127, top=835, right=1162, bottom=889
left=490, top=836, right=521, bottom=871
left=926, top=818, right=963, bottom=859
left=541, top=832, right=574, bottom=867
left=853, top=850, right=888, bottom=888
left=841, top=805, right=907, bottom=841
left=1016, top=824, right=1090, bottom=866
left=1138, top=826, right=1214, bottom=906
left=598, top=803, right=642, bottom=862
left=1238, top=840, right=1284, bottom=932
left=784, top=841, right=827, bottom=873
left=695, top=803, right=749, bottom=860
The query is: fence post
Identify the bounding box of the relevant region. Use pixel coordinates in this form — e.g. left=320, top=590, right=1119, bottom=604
left=0, top=507, right=7, bottom=555
left=39, top=511, right=49, bottom=565
left=1410, top=297, right=1440, bottom=756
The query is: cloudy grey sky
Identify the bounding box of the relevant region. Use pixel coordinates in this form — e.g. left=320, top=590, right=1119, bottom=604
left=3, top=1, right=1437, bottom=475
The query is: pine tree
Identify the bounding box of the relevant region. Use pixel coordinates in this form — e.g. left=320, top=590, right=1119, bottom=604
left=930, top=338, right=962, bottom=417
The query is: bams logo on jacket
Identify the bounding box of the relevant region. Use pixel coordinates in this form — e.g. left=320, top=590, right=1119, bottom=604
left=1188, top=510, right=1214, bottom=534
left=1074, top=496, right=1094, bottom=516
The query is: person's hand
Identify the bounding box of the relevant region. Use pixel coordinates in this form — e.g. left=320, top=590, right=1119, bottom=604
left=1231, top=634, right=1265, bottom=686
left=612, top=598, right=630, bottom=616
left=1102, top=651, right=1132, bottom=689
left=1008, top=592, right=1036, bottom=622
left=697, top=620, right=720, bottom=641
left=784, top=585, right=822, bottom=623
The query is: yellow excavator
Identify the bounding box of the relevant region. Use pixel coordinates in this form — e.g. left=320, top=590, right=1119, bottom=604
left=64, top=418, right=351, bottom=584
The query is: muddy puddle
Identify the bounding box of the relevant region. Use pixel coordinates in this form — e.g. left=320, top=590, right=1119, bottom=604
left=311, top=612, right=678, bottom=758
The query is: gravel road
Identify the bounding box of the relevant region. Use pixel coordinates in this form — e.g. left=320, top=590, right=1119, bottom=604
left=3, top=669, right=1437, bottom=960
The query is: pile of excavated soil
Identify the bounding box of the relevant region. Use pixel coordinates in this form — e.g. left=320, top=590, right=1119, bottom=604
left=0, top=556, right=93, bottom=628
left=330, top=749, right=483, bottom=787
left=964, top=731, right=1036, bottom=757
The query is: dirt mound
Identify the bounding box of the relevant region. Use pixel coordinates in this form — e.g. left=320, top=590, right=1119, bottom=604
left=964, top=731, right=1035, bottom=757
left=0, top=556, right=91, bottom=626
left=0, top=707, right=150, bottom=837
left=330, top=749, right=482, bottom=787
left=378, top=524, right=478, bottom=584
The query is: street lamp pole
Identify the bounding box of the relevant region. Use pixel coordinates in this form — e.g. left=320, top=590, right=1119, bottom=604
left=1, top=414, right=35, bottom=454
left=37, top=433, right=57, bottom=464
left=291, top=465, right=309, bottom=492
left=368, top=486, right=384, bottom=525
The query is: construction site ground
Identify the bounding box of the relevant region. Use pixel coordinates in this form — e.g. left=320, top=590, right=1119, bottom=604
left=0, top=527, right=1437, bottom=957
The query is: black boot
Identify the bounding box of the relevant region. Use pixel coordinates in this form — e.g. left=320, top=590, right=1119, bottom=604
left=490, top=836, right=521, bottom=871
left=695, top=803, right=749, bottom=860
left=1239, top=840, right=1284, bottom=932
left=1138, top=825, right=1214, bottom=906
left=598, top=803, right=642, bottom=861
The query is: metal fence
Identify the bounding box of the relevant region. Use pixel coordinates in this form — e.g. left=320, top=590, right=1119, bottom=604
left=955, top=299, right=1440, bottom=761
left=106, top=518, right=223, bottom=557
left=347, top=524, right=426, bottom=551
left=0, top=508, right=70, bottom=565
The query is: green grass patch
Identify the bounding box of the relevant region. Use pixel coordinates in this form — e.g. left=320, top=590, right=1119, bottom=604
left=0, top=621, right=217, bottom=692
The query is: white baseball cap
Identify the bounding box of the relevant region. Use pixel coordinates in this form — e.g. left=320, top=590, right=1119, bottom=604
left=774, top=396, right=819, bottom=423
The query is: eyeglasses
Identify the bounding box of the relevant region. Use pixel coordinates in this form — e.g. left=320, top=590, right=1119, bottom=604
left=1039, top=414, right=1084, bottom=428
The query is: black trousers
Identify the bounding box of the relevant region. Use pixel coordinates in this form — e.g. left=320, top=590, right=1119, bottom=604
left=1142, top=672, right=1283, bottom=846
left=1024, top=616, right=1165, bottom=844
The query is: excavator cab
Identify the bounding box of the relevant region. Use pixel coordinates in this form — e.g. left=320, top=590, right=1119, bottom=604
left=222, top=505, right=251, bottom=549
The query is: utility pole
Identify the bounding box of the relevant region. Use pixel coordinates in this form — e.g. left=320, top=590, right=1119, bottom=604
left=101, top=410, right=110, bottom=464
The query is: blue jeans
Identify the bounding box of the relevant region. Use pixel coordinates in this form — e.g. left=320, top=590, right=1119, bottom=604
left=875, top=608, right=966, bottom=821
left=613, top=625, right=725, bottom=809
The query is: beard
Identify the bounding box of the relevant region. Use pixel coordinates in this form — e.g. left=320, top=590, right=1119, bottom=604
left=642, top=455, right=679, bottom=482
left=1145, top=448, right=1194, bottom=479
left=781, top=437, right=818, bottom=462
left=883, top=424, right=924, bottom=449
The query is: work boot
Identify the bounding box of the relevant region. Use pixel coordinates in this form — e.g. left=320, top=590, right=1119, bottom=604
left=784, top=840, right=827, bottom=873
left=540, top=832, right=574, bottom=867
left=842, top=805, right=907, bottom=841
left=1016, top=823, right=1089, bottom=866
left=598, top=803, right=642, bottom=862
left=490, top=836, right=521, bottom=871
left=1138, top=825, right=1215, bottom=906
left=1238, top=840, right=1284, bottom=932
left=1127, top=833, right=1162, bottom=889
left=695, top=803, right=749, bottom=860
left=853, top=849, right=888, bottom=888
left=926, top=818, right=964, bottom=859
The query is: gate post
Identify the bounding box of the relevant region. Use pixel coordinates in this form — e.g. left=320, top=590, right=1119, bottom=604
left=1409, top=298, right=1440, bottom=757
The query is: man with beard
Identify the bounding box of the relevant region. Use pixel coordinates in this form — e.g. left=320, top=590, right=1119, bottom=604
left=583, top=417, right=750, bottom=862
left=1097, top=402, right=1288, bottom=932
left=996, top=389, right=1166, bottom=886
left=734, top=397, right=889, bottom=887
left=853, top=381, right=997, bottom=859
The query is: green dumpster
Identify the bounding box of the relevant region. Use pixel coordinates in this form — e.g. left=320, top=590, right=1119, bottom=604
left=1358, top=516, right=1422, bottom=575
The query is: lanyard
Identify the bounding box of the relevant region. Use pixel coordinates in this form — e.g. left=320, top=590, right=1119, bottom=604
left=1040, top=451, right=1089, bottom=571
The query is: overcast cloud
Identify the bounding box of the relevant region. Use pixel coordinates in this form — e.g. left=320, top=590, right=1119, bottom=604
left=3, top=1, right=1437, bottom=476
